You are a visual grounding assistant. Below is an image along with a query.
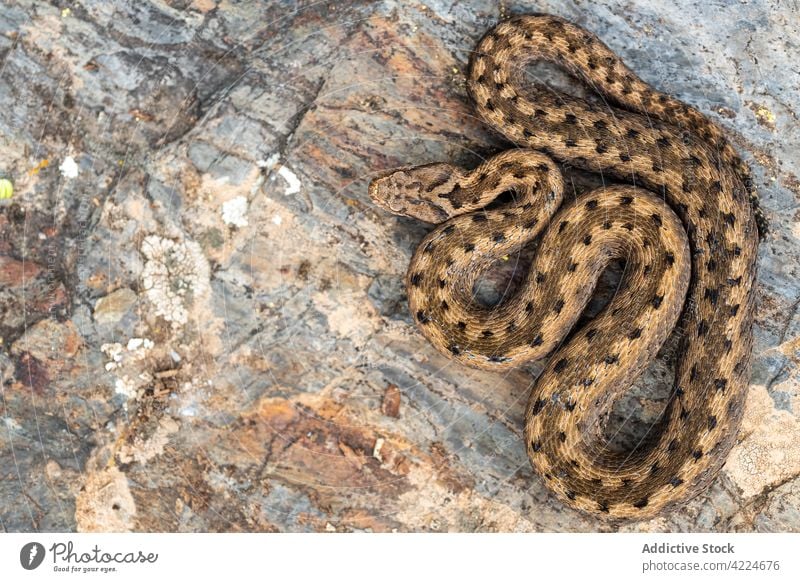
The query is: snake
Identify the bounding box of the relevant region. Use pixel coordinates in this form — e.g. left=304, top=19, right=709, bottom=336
left=368, top=14, right=761, bottom=519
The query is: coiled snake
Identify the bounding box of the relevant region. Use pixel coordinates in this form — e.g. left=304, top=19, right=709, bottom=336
left=369, top=15, right=760, bottom=519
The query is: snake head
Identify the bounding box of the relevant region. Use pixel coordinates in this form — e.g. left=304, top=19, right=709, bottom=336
left=369, top=164, right=456, bottom=224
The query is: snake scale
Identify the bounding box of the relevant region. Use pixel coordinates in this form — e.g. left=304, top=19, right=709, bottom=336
left=369, top=14, right=760, bottom=519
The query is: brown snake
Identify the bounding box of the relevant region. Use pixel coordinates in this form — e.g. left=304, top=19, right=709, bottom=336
left=369, top=15, right=760, bottom=519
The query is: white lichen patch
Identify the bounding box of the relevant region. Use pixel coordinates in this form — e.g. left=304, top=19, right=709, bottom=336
left=277, top=165, right=301, bottom=195
left=140, top=235, right=211, bottom=329
left=59, top=155, right=79, bottom=178
left=101, top=342, right=124, bottom=371
left=221, top=195, right=249, bottom=227
left=114, top=375, right=137, bottom=399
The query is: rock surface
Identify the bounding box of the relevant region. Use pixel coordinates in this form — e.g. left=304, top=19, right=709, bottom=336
left=0, top=0, right=798, bottom=532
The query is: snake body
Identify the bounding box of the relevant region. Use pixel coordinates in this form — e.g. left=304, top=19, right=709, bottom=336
left=369, top=15, right=759, bottom=519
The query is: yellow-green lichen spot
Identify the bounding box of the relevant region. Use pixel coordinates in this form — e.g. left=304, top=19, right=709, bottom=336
left=0, top=178, right=13, bottom=200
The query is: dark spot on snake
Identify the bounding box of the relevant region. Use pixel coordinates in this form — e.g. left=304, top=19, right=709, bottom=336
left=410, top=273, right=422, bottom=286
left=723, top=213, right=736, bottom=227
left=442, top=224, right=455, bottom=235
left=670, top=477, right=684, bottom=487
left=704, top=288, right=719, bottom=305
left=665, top=252, right=675, bottom=266
left=586, top=199, right=598, bottom=210
left=484, top=99, right=495, bottom=112
left=692, top=449, right=703, bottom=461
left=587, top=58, right=597, bottom=70
left=438, top=278, right=446, bottom=289
left=628, top=328, right=642, bottom=340
left=643, top=264, right=652, bottom=276
left=723, top=339, right=732, bottom=353
left=633, top=497, right=649, bottom=509
left=416, top=310, right=430, bottom=324
left=567, top=261, right=578, bottom=272
left=676, top=386, right=685, bottom=397
left=536, top=271, right=546, bottom=283
left=730, top=304, right=740, bottom=316
left=537, top=163, right=550, bottom=172
left=464, top=242, right=475, bottom=252
left=668, top=438, right=678, bottom=452
left=423, top=241, right=435, bottom=254
left=448, top=344, right=461, bottom=355
left=733, top=245, right=742, bottom=256
left=595, top=142, right=608, bottom=154
left=535, top=108, right=547, bottom=117
left=651, top=213, right=663, bottom=227
left=620, top=195, right=633, bottom=205
left=593, top=119, right=607, bottom=130
left=619, top=152, right=632, bottom=162
left=603, top=220, right=612, bottom=229
left=651, top=295, right=663, bottom=309
left=598, top=501, right=610, bottom=513
left=524, top=218, right=539, bottom=229
left=707, top=259, right=717, bottom=272
left=650, top=462, right=659, bottom=474
left=697, top=320, right=708, bottom=337
left=564, top=113, right=577, bottom=124
left=472, top=214, right=487, bottom=223
left=580, top=377, right=594, bottom=387
left=710, top=181, right=722, bottom=193
left=523, top=129, right=534, bottom=139
left=531, top=334, right=543, bottom=347
left=626, top=128, right=639, bottom=139
left=488, top=354, right=510, bottom=363
left=679, top=408, right=690, bottom=421
left=727, top=276, right=742, bottom=286
left=565, top=490, right=576, bottom=501
left=708, top=415, right=718, bottom=430
left=714, top=378, right=728, bottom=392
left=586, top=329, right=598, bottom=341
left=525, top=302, right=534, bottom=312
left=559, top=432, right=567, bottom=443
left=658, top=94, right=668, bottom=103
left=554, top=358, right=569, bottom=373
left=558, top=220, right=569, bottom=233
left=457, top=321, right=467, bottom=330
left=623, top=222, right=634, bottom=231
left=531, top=398, right=546, bottom=416
left=565, top=138, right=578, bottom=147
left=554, top=299, right=565, bottom=314
left=440, top=300, right=449, bottom=311
left=481, top=330, right=494, bottom=338
left=531, top=440, right=542, bottom=452
left=652, top=162, right=664, bottom=173
left=583, top=234, right=592, bottom=245
left=603, top=354, right=619, bottom=365
left=493, top=232, right=505, bottom=243
left=690, top=365, right=698, bottom=381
